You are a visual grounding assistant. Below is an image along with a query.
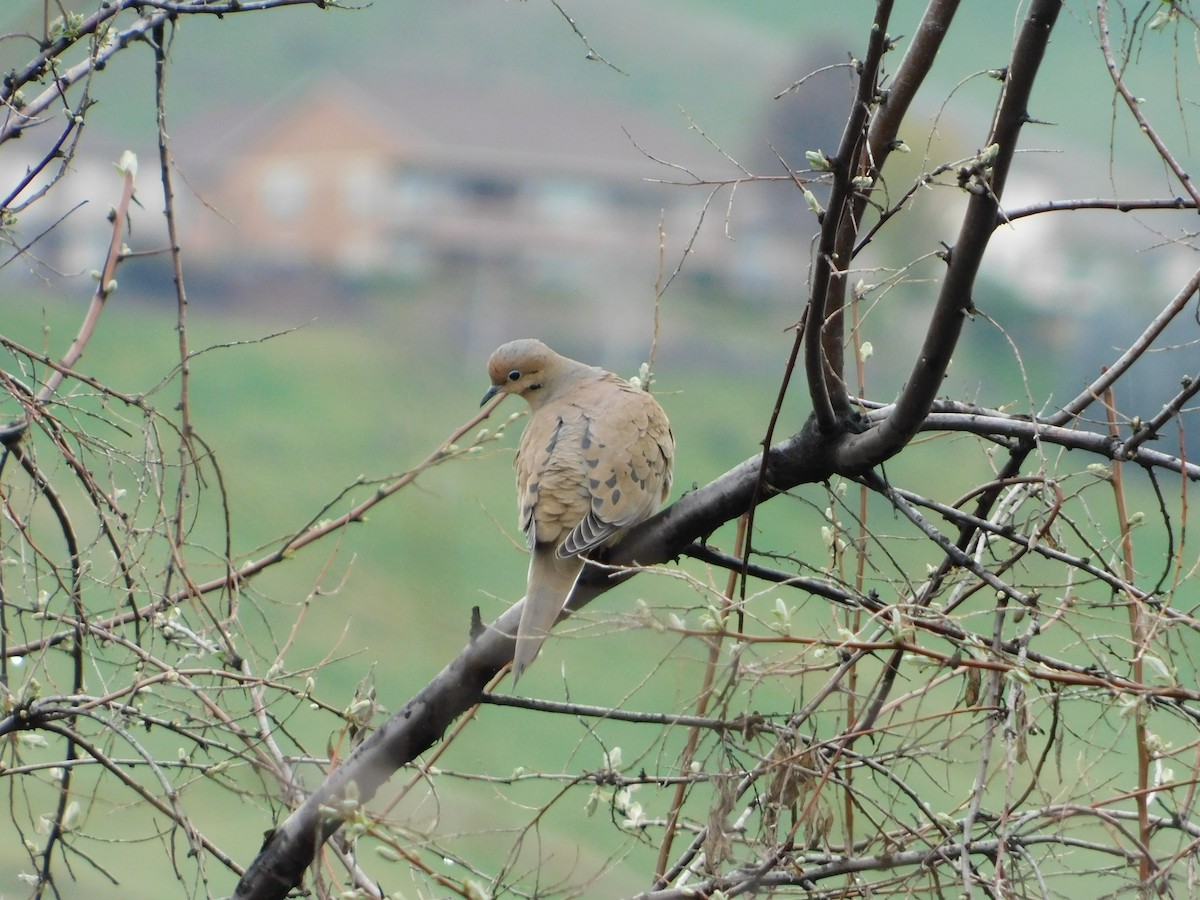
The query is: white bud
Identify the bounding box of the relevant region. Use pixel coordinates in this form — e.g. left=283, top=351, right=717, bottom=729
left=805, top=149, right=832, bottom=170
left=115, top=150, right=138, bottom=179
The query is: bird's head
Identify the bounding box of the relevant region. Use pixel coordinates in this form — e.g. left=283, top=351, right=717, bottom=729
left=482, top=338, right=562, bottom=408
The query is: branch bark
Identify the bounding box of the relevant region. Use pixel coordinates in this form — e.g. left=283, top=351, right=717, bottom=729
left=800, top=0, right=897, bottom=432
left=232, top=418, right=836, bottom=899
left=232, top=381, right=1200, bottom=897
left=836, top=0, right=1062, bottom=469
left=810, top=0, right=965, bottom=426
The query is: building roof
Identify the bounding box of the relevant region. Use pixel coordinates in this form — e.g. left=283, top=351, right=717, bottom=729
left=187, top=72, right=724, bottom=186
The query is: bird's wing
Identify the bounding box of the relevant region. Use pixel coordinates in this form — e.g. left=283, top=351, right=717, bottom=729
left=555, top=376, right=674, bottom=558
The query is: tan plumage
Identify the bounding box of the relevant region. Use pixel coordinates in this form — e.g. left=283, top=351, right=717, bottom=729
left=482, top=339, right=674, bottom=682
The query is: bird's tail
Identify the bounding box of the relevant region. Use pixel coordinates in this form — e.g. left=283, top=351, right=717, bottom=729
left=513, top=548, right=585, bottom=683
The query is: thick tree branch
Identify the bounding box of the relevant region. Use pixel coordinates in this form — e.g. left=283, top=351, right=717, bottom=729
left=231, top=418, right=839, bottom=899
left=836, top=0, right=1062, bottom=468
left=866, top=0, right=962, bottom=160
left=233, top=379, right=1198, bottom=897
left=823, top=0, right=965, bottom=411
left=803, top=0, right=897, bottom=432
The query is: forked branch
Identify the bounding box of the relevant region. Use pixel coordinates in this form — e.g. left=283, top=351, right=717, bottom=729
left=836, top=0, right=1062, bottom=468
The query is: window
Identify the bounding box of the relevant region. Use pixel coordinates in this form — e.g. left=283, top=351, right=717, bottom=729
left=260, top=164, right=309, bottom=221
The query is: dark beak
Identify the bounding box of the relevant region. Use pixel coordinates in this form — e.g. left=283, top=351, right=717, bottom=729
left=481, top=384, right=501, bottom=406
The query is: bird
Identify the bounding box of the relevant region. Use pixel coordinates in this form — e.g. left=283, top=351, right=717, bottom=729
left=481, top=338, right=674, bottom=682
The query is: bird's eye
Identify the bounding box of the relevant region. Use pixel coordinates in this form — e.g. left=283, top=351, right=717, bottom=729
left=507, top=370, right=521, bottom=382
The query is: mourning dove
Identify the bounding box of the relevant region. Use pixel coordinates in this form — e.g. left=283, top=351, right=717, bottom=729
left=482, top=339, right=675, bottom=682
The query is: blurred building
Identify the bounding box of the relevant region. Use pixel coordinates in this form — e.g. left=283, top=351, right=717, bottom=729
left=181, top=77, right=763, bottom=295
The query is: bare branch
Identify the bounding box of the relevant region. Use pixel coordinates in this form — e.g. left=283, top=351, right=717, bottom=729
left=1050, top=264, right=1200, bottom=427
left=837, top=0, right=1063, bottom=468
left=1097, top=0, right=1200, bottom=206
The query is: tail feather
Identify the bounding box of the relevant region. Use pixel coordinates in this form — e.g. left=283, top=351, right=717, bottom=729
left=513, top=547, right=584, bottom=683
